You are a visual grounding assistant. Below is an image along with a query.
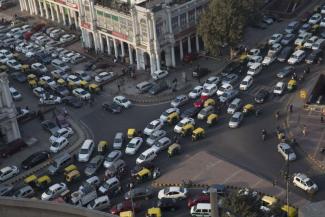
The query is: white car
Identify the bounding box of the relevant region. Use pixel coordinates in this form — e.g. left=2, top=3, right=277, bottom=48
left=0, top=55, right=9, bottom=64
left=6, top=59, right=21, bottom=70
left=273, top=82, right=285, bottom=95
left=160, top=108, right=180, bottom=122
left=292, top=173, right=318, bottom=194
left=247, top=55, right=263, bottom=67
left=87, top=195, right=110, bottom=210
left=72, top=88, right=91, bottom=100
left=49, top=127, right=74, bottom=143
left=103, top=150, right=122, bottom=168
left=78, top=139, right=95, bottom=162
left=270, top=43, right=282, bottom=53
left=41, top=183, right=67, bottom=200
left=39, top=76, right=56, bottom=88
left=144, top=119, right=163, bottom=136
left=203, top=76, right=220, bottom=88
left=32, top=87, right=46, bottom=98
left=288, top=50, right=305, bottom=65
left=9, top=87, right=22, bottom=101
left=113, top=96, right=132, bottom=108
left=95, top=72, right=114, bottom=82
left=295, top=32, right=312, bottom=46
left=262, top=55, right=276, bottom=66
left=125, top=137, right=143, bottom=155
left=39, top=95, right=61, bottom=105
left=308, top=13, right=322, bottom=24
left=67, top=75, right=81, bottom=85
left=247, top=49, right=260, bottom=59
left=152, top=70, right=168, bottom=80
left=239, top=75, right=253, bottom=91
left=277, top=143, right=296, bottom=161
left=0, top=49, right=13, bottom=58
left=268, top=33, right=283, bottom=45
left=61, top=52, right=78, bottom=63
left=174, top=118, right=195, bottom=133
left=201, top=84, right=218, bottom=97
left=31, top=63, right=48, bottom=73
left=136, top=148, right=157, bottom=164
left=60, top=34, right=75, bottom=42
left=303, top=36, right=318, bottom=49
left=0, top=165, right=19, bottom=182
left=50, top=137, right=69, bottom=153
left=188, top=86, right=203, bottom=99
left=151, top=137, right=172, bottom=153
left=217, top=83, right=233, bottom=96
left=229, top=112, right=243, bottom=128
left=158, top=187, right=188, bottom=200
left=170, top=95, right=188, bottom=107
left=320, top=17, right=325, bottom=27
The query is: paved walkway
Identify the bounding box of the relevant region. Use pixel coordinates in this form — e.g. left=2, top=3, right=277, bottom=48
left=155, top=151, right=309, bottom=207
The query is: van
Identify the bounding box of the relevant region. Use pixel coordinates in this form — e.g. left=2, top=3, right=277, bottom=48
left=136, top=148, right=157, bottom=164
left=51, top=59, right=71, bottom=72
left=227, top=98, right=242, bottom=114
left=312, top=38, right=325, bottom=50
left=201, top=84, right=218, bottom=97
left=247, top=63, right=262, bottom=76
left=288, top=50, right=305, bottom=64
left=136, top=81, right=153, bottom=93
left=48, top=153, right=72, bottom=175
left=190, top=203, right=211, bottom=217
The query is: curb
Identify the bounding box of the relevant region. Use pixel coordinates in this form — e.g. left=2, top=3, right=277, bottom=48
left=2, top=117, right=88, bottom=186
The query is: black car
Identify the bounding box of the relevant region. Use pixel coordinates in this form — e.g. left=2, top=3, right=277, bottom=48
left=148, top=82, right=169, bottom=95
left=221, top=61, right=246, bottom=76
left=276, top=66, right=295, bottom=78
left=102, top=102, right=122, bottom=113
left=62, top=96, right=83, bottom=108
left=305, top=49, right=323, bottom=64
left=181, top=107, right=201, bottom=119
left=192, top=67, right=210, bottom=78
left=56, top=85, right=70, bottom=97
left=157, top=198, right=181, bottom=211
left=21, top=151, right=50, bottom=169
left=12, top=72, right=27, bottom=83
left=124, top=187, right=154, bottom=200
left=280, top=34, right=295, bottom=46
left=41, top=120, right=60, bottom=134
left=254, top=89, right=269, bottom=104
left=0, top=185, right=14, bottom=196
left=277, top=46, right=293, bottom=62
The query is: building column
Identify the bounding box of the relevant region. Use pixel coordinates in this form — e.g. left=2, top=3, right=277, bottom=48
left=188, top=36, right=192, bottom=53
left=61, top=7, right=67, bottom=26
left=113, top=39, right=118, bottom=58
left=19, top=0, right=24, bottom=11
left=45, top=2, right=49, bottom=19
left=73, top=11, right=78, bottom=26
left=171, top=45, right=176, bottom=67
left=20, top=0, right=27, bottom=11
left=39, top=1, right=44, bottom=17
left=180, top=40, right=183, bottom=60
left=121, top=41, right=125, bottom=57
left=67, top=9, right=72, bottom=26
left=55, top=5, right=61, bottom=23
left=50, top=4, right=55, bottom=21
left=196, top=34, right=200, bottom=52
left=156, top=53, right=160, bottom=71
left=128, top=44, right=133, bottom=64
left=106, top=36, right=112, bottom=55
left=136, top=49, right=140, bottom=69
left=32, top=0, right=38, bottom=15
left=150, top=54, right=157, bottom=74
left=99, top=35, right=104, bottom=52
left=27, top=0, right=34, bottom=14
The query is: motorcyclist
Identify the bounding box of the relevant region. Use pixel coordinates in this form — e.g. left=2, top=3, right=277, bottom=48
left=275, top=111, right=280, bottom=120
left=262, top=129, right=267, bottom=140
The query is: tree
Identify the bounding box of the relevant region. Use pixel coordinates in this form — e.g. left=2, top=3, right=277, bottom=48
left=198, top=0, right=262, bottom=58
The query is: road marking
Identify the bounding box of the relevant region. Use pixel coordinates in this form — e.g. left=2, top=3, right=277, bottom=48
left=133, top=101, right=170, bottom=107
left=223, top=169, right=242, bottom=184
left=251, top=179, right=263, bottom=188
left=80, top=120, right=95, bottom=139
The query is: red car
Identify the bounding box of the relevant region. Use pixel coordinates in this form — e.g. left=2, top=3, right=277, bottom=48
left=110, top=200, right=141, bottom=215
left=183, top=53, right=198, bottom=63
left=193, top=97, right=208, bottom=108
left=187, top=194, right=210, bottom=208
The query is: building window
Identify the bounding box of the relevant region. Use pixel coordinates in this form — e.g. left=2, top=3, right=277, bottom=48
left=104, top=13, right=112, bottom=30
left=96, top=10, right=105, bottom=28
left=196, top=6, right=203, bottom=17
left=156, top=22, right=163, bottom=39
left=180, top=13, right=187, bottom=28
left=171, top=16, right=178, bottom=32
left=140, top=19, right=148, bottom=44
left=188, top=9, right=195, bottom=24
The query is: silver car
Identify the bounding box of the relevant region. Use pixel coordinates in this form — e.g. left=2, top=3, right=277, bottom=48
left=84, top=155, right=104, bottom=176
left=170, top=95, right=189, bottom=108
left=113, top=132, right=124, bottom=149
left=146, top=130, right=167, bottom=146
left=103, top=150, right=122, bottom=168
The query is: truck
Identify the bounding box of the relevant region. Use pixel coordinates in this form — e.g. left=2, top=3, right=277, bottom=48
left=70, top=185, right=97, bottom=206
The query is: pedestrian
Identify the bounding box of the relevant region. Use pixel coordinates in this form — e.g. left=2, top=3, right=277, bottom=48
left=63, top=107, right=68, bottom=117
left=321, top=115, right=324, bottom=123
left=289, top=104, right=293, bottom=113
left=117, top=84, right=120, bottom=92
left=302, top=125, right=307, bottom=136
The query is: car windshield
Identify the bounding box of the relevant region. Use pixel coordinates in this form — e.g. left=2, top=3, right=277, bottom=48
left=89, top=163, right=97, bottom=168
left=120, top=98, right=127, bottom=103
left=242, top=81, right=248, bottom=85
left=80, top=90, right=87, bottom=95
left=80, top=149, right=88, bottom=154
left=114, top=138, right=121, bottom=143
left=45, top=189, right=53, bottom=195
left=107, top=154, right=116, bottom=161
left=230, top=116, right=239, bottom=122
left=48, top=123, right=56, bottom=128
left=128, top=142, right=136, bottom=148
left=147, top=123, right=156, bottom=129
left=306, top=180, right=314, bottom=187
left=139, top=154, right=146, bottom=160
left=52, top=142, right=59, bottom=147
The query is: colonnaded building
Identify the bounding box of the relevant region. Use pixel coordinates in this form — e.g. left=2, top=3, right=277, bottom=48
left=18, top=0, right=207, bottom=73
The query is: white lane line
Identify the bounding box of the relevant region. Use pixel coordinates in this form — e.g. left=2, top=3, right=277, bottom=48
left=223, top=169, right=242, bottom=184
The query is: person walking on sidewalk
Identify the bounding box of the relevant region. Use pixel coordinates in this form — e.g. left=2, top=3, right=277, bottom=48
left=289, top=104, right=293, bottom=113
left=321, top=115, right=324, bottom=123
left=302, top=125, right=307, bottom=136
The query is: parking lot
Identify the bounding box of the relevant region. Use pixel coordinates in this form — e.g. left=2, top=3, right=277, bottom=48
left=2, top=2, right=325, bottom=217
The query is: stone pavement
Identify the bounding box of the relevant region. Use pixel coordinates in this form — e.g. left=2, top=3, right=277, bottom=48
left=154, top=151, right=309, bottom=207
left=285, top=71, right=325, bottom=171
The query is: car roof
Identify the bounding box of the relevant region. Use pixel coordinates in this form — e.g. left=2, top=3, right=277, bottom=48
left=82, top=139, right=94, bottom=148
left=233, top=112, right=242, bottom=117
left=1, top=166, right=14, bottom=172
left=167, top=186, right=181, bottom=191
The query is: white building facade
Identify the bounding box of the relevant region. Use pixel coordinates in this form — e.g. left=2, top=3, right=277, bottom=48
left=0, top=72, right=21, bottom=145
left=19, top=0, right=207, bottom=73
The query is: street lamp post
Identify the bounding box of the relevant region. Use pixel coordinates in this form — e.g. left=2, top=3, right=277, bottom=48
left=286, top=153, right=290, bottom=217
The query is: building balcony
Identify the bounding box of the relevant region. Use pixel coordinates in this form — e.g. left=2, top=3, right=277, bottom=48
left=95, top=0, right=131, bottom=15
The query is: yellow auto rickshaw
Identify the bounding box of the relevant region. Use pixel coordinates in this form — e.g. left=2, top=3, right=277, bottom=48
left=135, top=168, right=152, bottom=183
left=146, top=207, right=162, bottom=217
left=207, top=113, right=218, bottom=126
left=38, top=79, right=46, bottom=87
left=180, top=123, right=194, bottom=137
left=65, top=169, right=80, bottom=183
left=28, top=79, right=37, bottom=88
left=168, top=143, right=181, bottom=157
left=243, top=104, right=255, bottom=115
left=204, top=98, right=215, bottom=107
left=24, top=175, right=37, bottom=186
left=311, top=24, right=320, bottom=34
left=68, top=81, right=77, bottom=90
left=120, top=211, right=134, bottom=217
left=166, top=112, right=180, bottom=125
left=127, top=128, right=136, bottom=139
left=89, top=83, right=100, bottom=94
left=281, top=204, right=297, bottom=217
left=35, top=175, right=51, bottom=189
left=287, top=79, right=297, bottom=91
left=97, top=140, right=108, bottom=154
left=0, top=65, right=8, bottom=72
left=80, top=80, right=89, bottom=88
left=57, top=78, right=66, bottom=86
left=21, top=64, right=30, bottom=73
left=63, top=164, right=78, bottom=176
left=192, top=127, right=205, bottom=141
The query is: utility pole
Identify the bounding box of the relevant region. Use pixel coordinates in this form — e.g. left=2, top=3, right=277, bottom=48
left=210, top=188, right=219, bottom=217
left=285, top=154, right=290, bottom=217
